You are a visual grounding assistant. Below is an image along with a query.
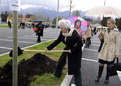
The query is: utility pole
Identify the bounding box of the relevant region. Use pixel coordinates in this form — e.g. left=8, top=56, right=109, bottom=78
left=13, top=11, right=18, bottom=86
left=56, top=0, right=59, bottom=37
left=69, top=0, right=74, bottom=17
left=8, top=0, right=20, bottom=85
left=0, top=0, right=1, bottom=24
left=102, top=0, right=106, bottom=30
left=104, top=0, right=106, bottom=5
left=69, top=0, right=72, bottom=16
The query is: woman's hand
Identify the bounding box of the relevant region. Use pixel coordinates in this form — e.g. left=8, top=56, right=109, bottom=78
left=44, top=48, right=48, bottom=52
left=69, top=49, right=71, bottom=53
left=100, top=29, right=103, bottom=33
left=84, top=36, right=87, bottom=40
left=115, top=55, right=118, bottom=58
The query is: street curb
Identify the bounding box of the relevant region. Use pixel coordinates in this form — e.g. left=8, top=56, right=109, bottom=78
left=60, top=44, right=85, bottom=86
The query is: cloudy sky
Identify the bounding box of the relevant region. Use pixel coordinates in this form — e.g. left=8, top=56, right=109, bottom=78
left=2, top=0, right=121, bottom=11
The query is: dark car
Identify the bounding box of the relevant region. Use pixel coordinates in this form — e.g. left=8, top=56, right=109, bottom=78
left=52, top=24, right=56, bottom=28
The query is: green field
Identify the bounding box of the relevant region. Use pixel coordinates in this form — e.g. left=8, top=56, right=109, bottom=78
left=0, top=24, right=9, bottom=28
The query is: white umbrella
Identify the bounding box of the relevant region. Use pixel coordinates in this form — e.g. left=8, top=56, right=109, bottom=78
left=85, top=5, right=121, bottom=29
left=85, top=5, right=121, bottom=17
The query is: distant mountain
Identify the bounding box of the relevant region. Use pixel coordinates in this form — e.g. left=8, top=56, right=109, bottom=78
left=1, top=6, right=87, bottom=20
left=1, top=5, right=10, bottom=13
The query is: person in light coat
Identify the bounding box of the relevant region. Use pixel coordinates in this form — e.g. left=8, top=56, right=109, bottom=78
left=85, top=25, right=92, bottom=47
left=95, top=19, right=120, bottom=83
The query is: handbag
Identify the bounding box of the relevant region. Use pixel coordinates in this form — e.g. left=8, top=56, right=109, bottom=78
left=107, top=58, right=121, bottom=76
left=34, top=27, right=38, bottom=32
left=98, top=32, right=104, bottom=41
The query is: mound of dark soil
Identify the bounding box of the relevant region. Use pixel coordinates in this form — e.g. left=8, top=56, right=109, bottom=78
left=0, top=53, right=57, bottom=86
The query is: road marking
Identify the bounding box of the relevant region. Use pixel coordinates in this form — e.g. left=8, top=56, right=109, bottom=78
left=85, top=48, right=121, bottom=55
left=71, top=84, right=76, bottom=86
left=0, top=39, right=35, bottom=44
left=85, top=48, right=98, bottom=52
left=82, top=58, right=98, bottom=62
left=91, top=41, right=100, bottom=44
left=91, top=39, right=100, bottom=41
left=0, top=46, right=12, bottom=50
left=8, top=36, right=37, bottom=40
left=91, top=44, right=99, bottom=46
left=8, top=36, right=56, bottom=39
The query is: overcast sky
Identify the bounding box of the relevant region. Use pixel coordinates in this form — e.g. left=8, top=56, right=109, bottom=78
left=2, top=0, right=121, bottom=11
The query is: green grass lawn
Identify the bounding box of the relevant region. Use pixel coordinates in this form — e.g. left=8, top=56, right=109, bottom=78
left=0, top=24, right=32, bottom=28
left=0, top=40, right=67, bottom=86
left=0, top=24, right=9, bottom=28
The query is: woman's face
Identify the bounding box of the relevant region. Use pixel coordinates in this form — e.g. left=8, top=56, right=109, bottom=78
left=107, top=21, right=114, bottom=29
left=60, top=24, right=68, bottom=33
left=76, top=21, right=81, bottom=27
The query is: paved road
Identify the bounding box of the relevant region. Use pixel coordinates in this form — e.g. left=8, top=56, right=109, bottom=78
left=80, top=33, right=121, bottom=86
left=0, top=27, right=121, bottom=86
left=0, top=27, right=60, bottom=55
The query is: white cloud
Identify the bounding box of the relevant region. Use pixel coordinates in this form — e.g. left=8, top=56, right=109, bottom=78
left=20, top=4, right=41, bottom=9
left=3, top=0, right=121, bottom=11
left=20, top=4, right=55, bottom=10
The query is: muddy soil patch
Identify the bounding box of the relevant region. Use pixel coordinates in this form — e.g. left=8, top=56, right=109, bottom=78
left=0, top=53, right=57, bottom=86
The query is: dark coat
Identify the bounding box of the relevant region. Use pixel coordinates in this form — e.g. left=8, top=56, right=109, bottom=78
left=36, top=23, right=44, bottom=36
left=98, top=39, right=104, bottom=52
left=47, top=29, right=83, bottom=75
left=8, top=21, right=11, bottom=26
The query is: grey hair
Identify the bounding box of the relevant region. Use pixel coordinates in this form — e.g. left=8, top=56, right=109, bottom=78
left=58, top=19, right=71, bottom=29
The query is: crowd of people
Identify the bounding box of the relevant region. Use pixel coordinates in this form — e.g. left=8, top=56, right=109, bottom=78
left=44, top=18, right=120, bottom=86
left=7, top=20, right=44, bottom=43
left=7, top=18, right=120, bottom=86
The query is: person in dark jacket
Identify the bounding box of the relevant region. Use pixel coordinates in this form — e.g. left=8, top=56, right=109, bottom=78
left=36, top=21, right=44, bottom=43
left=20, top=21, right=22, bottom=28
left=94, top=27, right=97, bottom=35
left=44, top=19, right=83, bottom=86
left=32, top=22, right=35, bottom=28
left=22, top=22, right=25, bottom=29
left=50, top=19, right=85, bottom=78
left=8, top=20, right=11, bottom=29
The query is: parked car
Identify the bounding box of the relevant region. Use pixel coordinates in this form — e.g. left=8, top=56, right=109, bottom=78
left=51, top=24, right=56, bottom=28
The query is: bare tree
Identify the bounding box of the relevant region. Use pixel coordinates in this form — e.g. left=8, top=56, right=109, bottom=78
left=37, top=14, right=43, bottom=20
left=30, top=15, right=37, bottom=22
left=69, top=0, right=74, bottom=16
left=72, top=10, right=80, bottom=16
left=44, top=16, right=51, bottom=22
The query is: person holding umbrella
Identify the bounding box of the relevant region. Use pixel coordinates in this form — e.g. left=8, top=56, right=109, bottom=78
left=74, top=19, right=87, bottom=42
left=36, top=21, right=44, bottom=43
left=44, top=19, right=83, bottom=86
left=95, top=19, right=120, bottom=83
